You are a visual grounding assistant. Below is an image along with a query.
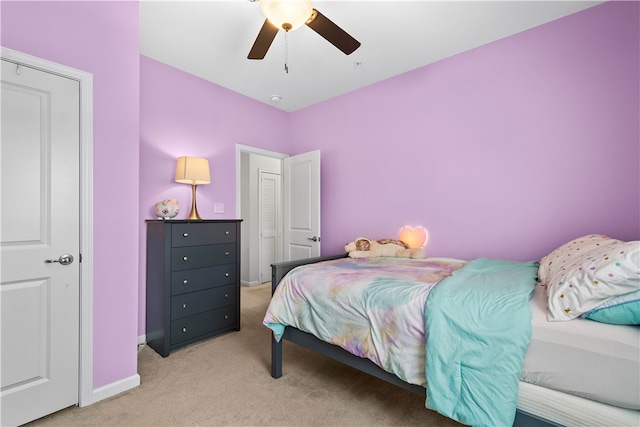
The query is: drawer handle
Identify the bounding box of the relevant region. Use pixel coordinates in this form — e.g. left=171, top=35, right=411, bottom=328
left=183, top=256, right=188, bottom=261
left=224, top=293, right=229, bottom=299
left=182, top=303, right=187, bottom=309
left=183, top=279, right=188, bottom=285
left=183, top=233, right=189, bottom=237
left=224, top=314, right=229, bottom=320
left=182, top=327, right=187, bottom=333
left=225, top=251, right=230, bottom=256
left=225, top=231, right=230, bottom=235
left=225, top=273, right=230, bottom=277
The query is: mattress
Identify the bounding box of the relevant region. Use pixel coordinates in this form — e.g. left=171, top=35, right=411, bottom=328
left=521, top=284, right=640, bottom=410
left=517, top=381, right=640, bottom=427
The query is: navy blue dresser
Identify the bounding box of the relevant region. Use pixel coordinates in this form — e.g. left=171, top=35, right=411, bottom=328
left=146, top=219, right=242, bottom=357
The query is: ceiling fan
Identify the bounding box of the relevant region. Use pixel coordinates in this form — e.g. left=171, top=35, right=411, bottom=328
left=248, top=0, right=361, bottom=60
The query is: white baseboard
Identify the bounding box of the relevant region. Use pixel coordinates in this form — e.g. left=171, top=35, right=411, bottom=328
left=138, top=335, right=146, bottom=346
left=241, top=280, right=262, bottom=287
left=85, top=374, right=140, bottom=407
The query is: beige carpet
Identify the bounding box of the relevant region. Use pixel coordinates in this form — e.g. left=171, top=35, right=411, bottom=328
left=28, top=283, right=461, bottom=426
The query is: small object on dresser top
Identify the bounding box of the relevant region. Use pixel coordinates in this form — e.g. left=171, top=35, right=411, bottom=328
left=154, top=199, right=179, bottom=219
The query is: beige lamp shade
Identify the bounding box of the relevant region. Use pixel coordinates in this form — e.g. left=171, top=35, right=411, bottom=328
left=175, top=156, right=211, bottom=185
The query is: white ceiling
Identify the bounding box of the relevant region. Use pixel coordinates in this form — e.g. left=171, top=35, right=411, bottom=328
left=139, top=1, right=603, bottom=112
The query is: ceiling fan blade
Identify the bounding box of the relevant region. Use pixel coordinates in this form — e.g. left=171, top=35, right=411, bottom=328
left=248, top=19, right=279, bottom=60
left=305, top=9, right=360, bottom=55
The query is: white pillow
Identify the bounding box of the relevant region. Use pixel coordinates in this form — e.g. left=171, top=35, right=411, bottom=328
left=539, top=234, right=640, bottom=321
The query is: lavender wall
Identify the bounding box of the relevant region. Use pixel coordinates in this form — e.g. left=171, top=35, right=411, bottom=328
left=2, top=0, right=638, bottom=403
left=1, top=1, right=140, bottom=389
left=291, top=1, right=640, bottom=261
left=139, top=56, right=291, bottom=336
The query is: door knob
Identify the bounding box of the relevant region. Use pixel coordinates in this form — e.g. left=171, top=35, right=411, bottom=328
left=307, top=236, right=319, bottom=242
left=45, top=254, right=74, bottom=265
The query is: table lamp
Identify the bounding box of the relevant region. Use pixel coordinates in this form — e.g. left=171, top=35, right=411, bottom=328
left=175, top=156, right=210, bottom=220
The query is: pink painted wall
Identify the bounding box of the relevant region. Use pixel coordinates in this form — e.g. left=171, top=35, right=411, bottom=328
left=291, top=1, right=640, bottom=261
left=138, top=55, right=291, bottom=336
left=2, top=0, right=638, bottom=402
left=1, top=1, right=140, bottom=389
left=139, top=56, right=291, bottom=221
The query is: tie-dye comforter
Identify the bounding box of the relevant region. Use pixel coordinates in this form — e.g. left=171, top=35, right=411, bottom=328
left=263, top=257, right=538, bottom=427
left=263, top=257, right=465, bottom=387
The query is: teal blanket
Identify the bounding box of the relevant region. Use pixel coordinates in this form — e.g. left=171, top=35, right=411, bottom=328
left=424, top=258, right=538, bottom=427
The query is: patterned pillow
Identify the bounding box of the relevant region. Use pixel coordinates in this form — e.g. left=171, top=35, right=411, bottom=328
left=539, top=234, right=640, bottom=321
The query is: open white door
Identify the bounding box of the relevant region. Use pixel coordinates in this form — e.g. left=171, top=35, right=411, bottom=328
left=283, top=150, right=321, bottom=261
left=1, top=59, right=80, bottom=426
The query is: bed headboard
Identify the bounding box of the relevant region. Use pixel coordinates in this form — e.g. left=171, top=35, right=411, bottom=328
left=270, top=253, right=348, bottom=294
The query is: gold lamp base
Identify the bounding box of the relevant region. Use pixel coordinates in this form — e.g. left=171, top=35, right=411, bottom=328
left=186, top=184, right=203, bottom=220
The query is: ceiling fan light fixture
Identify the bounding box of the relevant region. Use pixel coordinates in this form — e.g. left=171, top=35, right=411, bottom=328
left=261, top=0, right=313, bottom=31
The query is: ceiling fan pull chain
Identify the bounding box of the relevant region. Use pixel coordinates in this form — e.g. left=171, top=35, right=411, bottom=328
left=284, top=30, right=289, bottom=74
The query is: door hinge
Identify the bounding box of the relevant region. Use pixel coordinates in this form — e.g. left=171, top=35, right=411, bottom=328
left=79, top=253, right=83, bottom=263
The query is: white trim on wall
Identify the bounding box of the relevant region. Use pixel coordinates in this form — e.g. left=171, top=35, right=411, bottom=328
left=90, top=374, right=140, bottom=404
left=1, top=47, right=98, bottom=407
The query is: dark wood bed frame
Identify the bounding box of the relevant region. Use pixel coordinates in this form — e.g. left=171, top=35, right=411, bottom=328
left=269, top=254, right=555, bottom=427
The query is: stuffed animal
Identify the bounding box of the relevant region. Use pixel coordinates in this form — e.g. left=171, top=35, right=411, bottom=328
left=345, top=237, right=425, bottom=259
left=154, top=199, right=179, bottom=219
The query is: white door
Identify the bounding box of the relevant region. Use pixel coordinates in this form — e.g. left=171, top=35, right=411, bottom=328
left=1, top=59, right=80, bottom=426
left=259, top=170, right=281, bottom=282
left=283, top=150, right=321, bottom=261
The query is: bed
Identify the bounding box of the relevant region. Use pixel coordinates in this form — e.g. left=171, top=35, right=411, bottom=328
left=263, top=235, right=640, bottom=426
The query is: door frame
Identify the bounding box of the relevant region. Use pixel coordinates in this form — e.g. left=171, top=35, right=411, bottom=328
left=2, top=47, right=94, bottom=407
left=236, top=144, right=287, bottom=285
left=235, top=144, right=287, bottom=217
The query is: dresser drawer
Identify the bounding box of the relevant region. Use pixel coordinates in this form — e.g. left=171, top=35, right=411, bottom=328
left=170, top=307, right=236, bottom=345
left=171, top=223, right=237, bottom=247
left=171, top=284, right=236, bottom=320
left=171, top=243, right=236, bottom=271
left=170, top=264, right=236, bottom=295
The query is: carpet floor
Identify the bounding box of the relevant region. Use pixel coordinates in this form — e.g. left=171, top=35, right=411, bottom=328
left=27, top=283, right=461, bottom=426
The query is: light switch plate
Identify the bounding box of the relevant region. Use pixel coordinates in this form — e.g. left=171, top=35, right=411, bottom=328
left=214, top=203, right=224, bottom=214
